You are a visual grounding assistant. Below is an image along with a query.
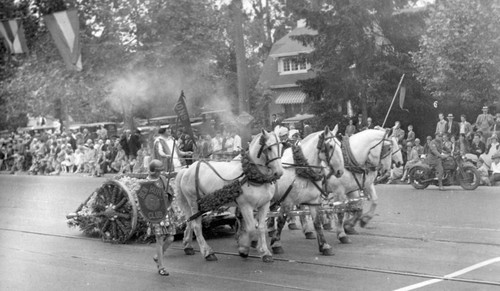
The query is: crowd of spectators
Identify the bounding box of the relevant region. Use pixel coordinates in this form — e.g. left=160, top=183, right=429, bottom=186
left=0, top=123, right=246, bottom=177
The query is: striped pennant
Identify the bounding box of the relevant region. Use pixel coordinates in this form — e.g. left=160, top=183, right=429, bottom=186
left=43, top=9, right=82, bottom=71
left=0, top=19, right=29, bottom=54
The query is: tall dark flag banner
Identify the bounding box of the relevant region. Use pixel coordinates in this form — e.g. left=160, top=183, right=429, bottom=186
left=399, top=85, right=408, bottom=112
left=174, top=91, right=196, bottom=146
left=43, top=10, right=82, bottom=71
left=0, top=19, right=28, bottom=54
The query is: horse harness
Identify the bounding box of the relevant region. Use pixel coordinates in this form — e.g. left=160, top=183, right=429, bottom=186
left=343, top=132, right=392, bottom=196
left=275, top=132, right=338, bottom=208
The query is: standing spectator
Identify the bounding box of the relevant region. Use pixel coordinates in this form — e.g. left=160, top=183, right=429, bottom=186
left=271, top=113, right=281, bottom=130
left=303, top=121, right=312, bottom=137
left=344, top=119, right=356, bottom=137
left=445, top=113, right=460, bottom=140
left=82, top=128, right=91, bottom=144
left=406, top=124, right=416, bottom=145
left=179, top=133, right=195, bottom=165
left=435, top=113, right=447, bottom=135
left=119, top=130, right=131, bottom=158
left=211, top=130, right=223, bottom=154
left=128, top=129, right=142, bottom=160
left=362, top=117, right=374, bottom=130
left=457, top=134, right=470, bottom=156
left=356, top=113, right=364, bottom=132
left=475, top=106, right=495, bottom=135
left=232, top=128, right=242, bottom=155
left=97, top=125, right=108, bottom=140
left=492, top=113, right=500, bottom=137
left=459, top=114, right=473, bottom=141
left=0, top=145, right=5, bottom=171
left=489, top=152, right=500, bottom=185
left=390, top=121, right=405, bottom=145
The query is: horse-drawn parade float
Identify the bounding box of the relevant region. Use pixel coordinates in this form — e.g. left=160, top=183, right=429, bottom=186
left=65, top=124, right=417, bottom=264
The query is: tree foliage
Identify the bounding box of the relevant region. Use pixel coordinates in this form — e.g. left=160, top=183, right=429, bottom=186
left=290, top=0, right=428, bottom=130
left=413, top=0, right=500, bottom=110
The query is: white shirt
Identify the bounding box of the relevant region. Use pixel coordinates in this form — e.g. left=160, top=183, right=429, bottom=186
left=233, top=135, right=242, bottom=152
left=491, top=160, right=500, bottom=174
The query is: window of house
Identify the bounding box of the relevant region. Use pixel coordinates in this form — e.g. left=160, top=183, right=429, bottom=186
left=280, top=57, right=309, bottom=74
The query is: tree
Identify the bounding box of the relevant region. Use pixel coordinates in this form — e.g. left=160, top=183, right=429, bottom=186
left=413, top=0, right=500, bottom=110
left=291, top=0, right=420, bottom=129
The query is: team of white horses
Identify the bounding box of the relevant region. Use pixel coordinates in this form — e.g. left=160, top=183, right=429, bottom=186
left=175, top=125, right=404, bottom=263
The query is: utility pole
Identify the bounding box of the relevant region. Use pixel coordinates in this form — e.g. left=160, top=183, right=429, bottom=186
left=231, top=0, right=249, bottom=114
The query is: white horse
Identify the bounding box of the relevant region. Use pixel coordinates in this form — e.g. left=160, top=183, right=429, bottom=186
left=175, top=129, right=283, bottom=262
left=326, top=129, right=403, bottom=238
left=267, top=125, right=345, bottom=256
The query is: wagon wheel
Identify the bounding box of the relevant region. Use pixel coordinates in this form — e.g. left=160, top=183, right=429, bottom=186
left=93, top=180, right=138, bottom=243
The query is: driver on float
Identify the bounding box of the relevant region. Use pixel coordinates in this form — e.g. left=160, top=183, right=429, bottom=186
left=426, top=132, right=448, bottom=191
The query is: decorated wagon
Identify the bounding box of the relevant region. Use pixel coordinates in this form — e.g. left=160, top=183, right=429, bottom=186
left=66, top=172, right=237, bottom=244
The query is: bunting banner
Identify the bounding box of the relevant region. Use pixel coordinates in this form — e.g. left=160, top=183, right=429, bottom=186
left=0, top=19, right=29, bottom=54
left=174, top=91, right=196, bottom=147
left=399, top=85, right=409, bottom=112
left=43, top=9, right=82, bottom=71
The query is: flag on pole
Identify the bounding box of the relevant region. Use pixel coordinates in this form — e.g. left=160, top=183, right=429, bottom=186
left=399, top=85, right=408, bottom=111
left=43, top=10, right=82, bottom=71
left=0, top=19, right=29, bottom=54
left=174, top=91, right=196, bottom=146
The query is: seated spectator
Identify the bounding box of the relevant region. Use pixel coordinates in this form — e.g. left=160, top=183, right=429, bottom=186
left=61, top=147, right=75, bottom=173
left=490, top=152, right=500, bottom=186
left=476, top=158, right=491, bottom=186
left=423, top=136, right=432, bottom=156
left=414, top=138, right=424, bottom=157
left=401, top=142, right=420, bottom=183
left=470, top=134, right=486, bottom=157
left=74, top=146, right=85, bottom=173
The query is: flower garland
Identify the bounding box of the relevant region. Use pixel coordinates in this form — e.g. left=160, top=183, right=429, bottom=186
left=292, top=145, right=323, bottom=181
left=197, top=180, right=243, bottom=213
left=241, top=150, right=279, bottom=184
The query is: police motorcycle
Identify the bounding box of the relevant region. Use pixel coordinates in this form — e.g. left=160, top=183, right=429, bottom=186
left=408, top=152, right=481, bottom=190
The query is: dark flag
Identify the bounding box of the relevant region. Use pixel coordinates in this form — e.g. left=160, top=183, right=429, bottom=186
left=399, top=85, right=409, bottom=112
left=174, top=91, right=196, bottom=146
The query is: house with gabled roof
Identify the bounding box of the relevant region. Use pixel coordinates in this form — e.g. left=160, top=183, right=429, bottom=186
left=257, top=20, right=316, bottom=122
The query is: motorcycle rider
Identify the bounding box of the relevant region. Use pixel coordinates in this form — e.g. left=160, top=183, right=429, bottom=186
left=427, top=132, right=448, bottom=191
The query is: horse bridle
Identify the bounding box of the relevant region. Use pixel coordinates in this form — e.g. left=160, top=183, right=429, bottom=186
left=256, top=133, right=281, bottom=167
left=317, top=132, right=341, bottom=177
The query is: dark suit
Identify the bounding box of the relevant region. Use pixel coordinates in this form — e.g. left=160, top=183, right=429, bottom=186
left=444, top=121, right=460, bottom=139
left=127, top=133, right=141, bottom=158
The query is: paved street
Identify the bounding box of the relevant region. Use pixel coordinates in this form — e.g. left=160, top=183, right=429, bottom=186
left=0, top=174, right=499, bottom=290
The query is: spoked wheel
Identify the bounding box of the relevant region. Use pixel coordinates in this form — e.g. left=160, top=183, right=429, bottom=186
left=409, top=166, right=430, bottom=190
left=93, top=180, right=138, bottom=243
left=459, top=166, right=480, bottom=190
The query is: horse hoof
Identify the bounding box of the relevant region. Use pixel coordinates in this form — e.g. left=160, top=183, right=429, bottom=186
left=344, top=225, right=358, bottom=235
left=305, top=232, right=316, bottom=240
left=323, top=224, right=332, bottom=231
left=272, top=246, right=284, bottom=254
left=360, top=217, right=372, bottom=228
left=205, top=254, right=218, bottom=261
left=262, top=255, right=274, bottom=263
left=251, top=240, right=258, bottom=248
left=339, top=236, right=352, bottom=244
left=321, top=248, right=334, bottom=256
left=239, top=251, right=249, bottom=258
left=184, top=248, right=195, bottom=256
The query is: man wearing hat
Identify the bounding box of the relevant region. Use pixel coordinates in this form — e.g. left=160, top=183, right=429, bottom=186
left=426, top=132, right=448, bottom=190
left=475, top=106, right=494, bottom=134
left=445, top=113, right=460, bottom=140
